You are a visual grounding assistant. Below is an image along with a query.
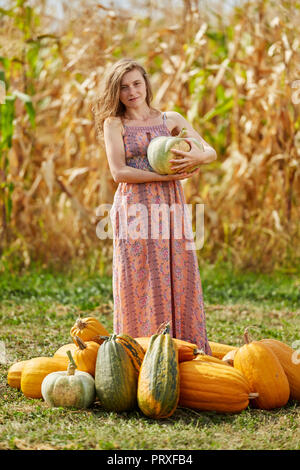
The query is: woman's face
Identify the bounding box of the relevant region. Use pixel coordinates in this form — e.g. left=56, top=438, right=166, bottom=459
left=119, top=68, right=147, bottom=110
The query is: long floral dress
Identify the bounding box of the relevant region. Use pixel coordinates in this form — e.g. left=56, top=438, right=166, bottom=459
left=109, top=112, right=211, bottom=353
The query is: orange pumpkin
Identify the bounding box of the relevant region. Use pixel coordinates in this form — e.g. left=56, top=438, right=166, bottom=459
left=70, top=316, right=109, bottom=344
left=233, top=329, right=290, bottom=410
left=72, top=336, right=100, bottom=377
left=259, top=338, right=300, bottom=401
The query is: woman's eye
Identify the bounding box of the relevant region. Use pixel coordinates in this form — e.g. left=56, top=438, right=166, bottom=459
left=121, top=82, right=141, bottom=90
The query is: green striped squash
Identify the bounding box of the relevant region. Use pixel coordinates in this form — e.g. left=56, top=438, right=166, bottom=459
left=137, top=323, right=180, bottom=419
left=115, top=334, right=145, bottom=376
left=95, top=335, right=137, bottom=412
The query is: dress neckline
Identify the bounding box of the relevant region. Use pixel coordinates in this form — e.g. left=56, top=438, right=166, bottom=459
left=122, top=111, right=167, bottom=129
left=124, top=123, right=166, bottom=129
left=122, top=123, right=171, bottom=138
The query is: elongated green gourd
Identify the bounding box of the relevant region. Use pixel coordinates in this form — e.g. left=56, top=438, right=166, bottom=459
left=95, top=335, right=137, bottom=412
left=137, top=323, right=180, bottom=419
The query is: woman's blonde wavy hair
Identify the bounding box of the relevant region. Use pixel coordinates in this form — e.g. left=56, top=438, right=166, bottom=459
left=91, top=58, right=156, bottom=142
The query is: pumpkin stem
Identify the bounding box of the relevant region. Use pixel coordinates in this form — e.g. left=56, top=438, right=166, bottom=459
left=244, top=325, right=261, bottom=344
left=155, top=321, right=172, bottom=335
left=66, top=350, right=77, bottom=375
left=75, top=318, right=87, bottom=330
left=75, top=335, right=87, bottom=350
left=178, top=127, right=188, bottom=138
left=194, top=348, right=205, bottom=356
left=156, top=321, right=168, bottom=334
left=243, top=325, right=262, bottom=344
left=248, top=392, right=259, bottom=399
left=244, top=327, right=251, bottom=344
left=91, top=334, right=109, bottom=345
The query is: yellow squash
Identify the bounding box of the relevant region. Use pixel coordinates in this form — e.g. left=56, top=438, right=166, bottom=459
left=208, top=341, right=238, bottom=360
left=7, top=360, right=31, bottom=389
left=53, top=343, right=77, bottom=359
left=21, top=356, right=69, bottom=398
left=179, top=360, right=256, bottom=413
left=194, top=353, right=231, bottom=366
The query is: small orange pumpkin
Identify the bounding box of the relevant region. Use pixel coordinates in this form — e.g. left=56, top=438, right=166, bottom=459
left=70, top=316, right=109, bottom=344
left=72, top=336, right=100, bottom=377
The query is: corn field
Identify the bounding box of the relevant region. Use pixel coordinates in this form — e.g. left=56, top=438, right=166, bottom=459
left=0, top=0, right=299, bottom=275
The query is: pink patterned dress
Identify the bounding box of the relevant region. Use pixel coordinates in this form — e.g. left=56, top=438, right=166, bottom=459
left=109, top=112, right=211, bottom=354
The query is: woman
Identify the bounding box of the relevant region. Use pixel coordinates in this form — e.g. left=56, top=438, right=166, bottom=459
left=93, top=58, right=216, bottom=354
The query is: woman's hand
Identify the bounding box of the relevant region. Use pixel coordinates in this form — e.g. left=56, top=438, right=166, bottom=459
left=159, top=166, right=200, bottom=181
left=169, top=138, right=216, bottom=173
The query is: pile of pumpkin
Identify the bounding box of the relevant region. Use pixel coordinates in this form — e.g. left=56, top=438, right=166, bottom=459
left=7, top=316, right=300, bottom=418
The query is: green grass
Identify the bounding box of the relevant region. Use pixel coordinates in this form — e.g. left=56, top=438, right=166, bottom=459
left=0, top=262, right=299, bottom=450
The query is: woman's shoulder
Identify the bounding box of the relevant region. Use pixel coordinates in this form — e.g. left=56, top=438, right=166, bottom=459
left=164, top=111, right=186, bottom=134
left=103, top=116, right=125, bottom=136
left=104, top=116, right=123, bottom=128
left=164, top=110, right=184, bottom=121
